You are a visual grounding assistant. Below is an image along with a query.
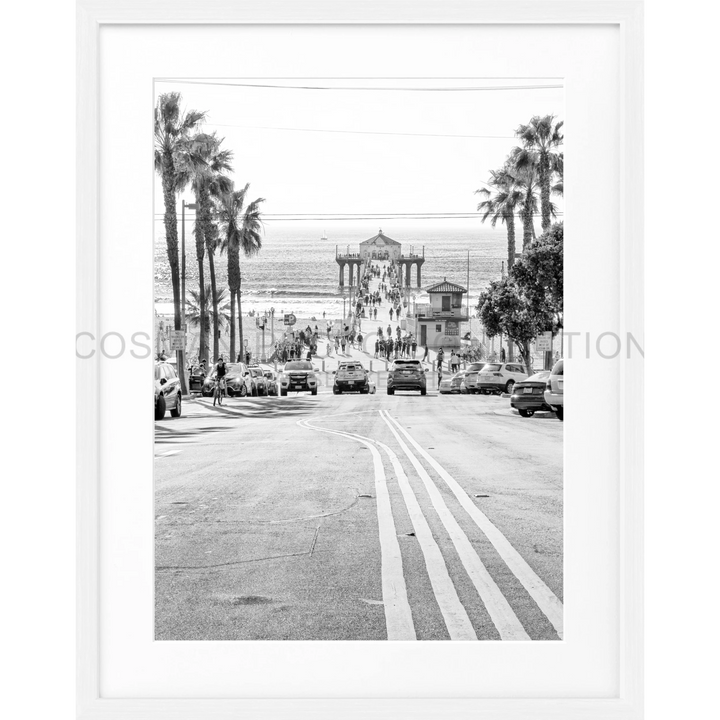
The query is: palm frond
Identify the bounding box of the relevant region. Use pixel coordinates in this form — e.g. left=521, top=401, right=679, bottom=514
left=154, top=93, right=207, bottom=186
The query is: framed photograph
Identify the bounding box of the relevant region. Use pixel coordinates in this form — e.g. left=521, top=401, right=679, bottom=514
left=77, top=1, right=643, bottom=717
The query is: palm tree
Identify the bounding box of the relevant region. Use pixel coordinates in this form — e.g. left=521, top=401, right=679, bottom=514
left=476, top=165, right=523, bottom=270
left=514, top=115, right=564, bottom=233
left=186, top=285, right=232, bottom=361
left=507, top=147, right=542, bottom=252
left=154, top=93, right=206, bottom=388
left=218, top=183, right=265, bottom=360
left=551, top=152, right=564, bottom=197
left=180, top=133, right=233, bottom=362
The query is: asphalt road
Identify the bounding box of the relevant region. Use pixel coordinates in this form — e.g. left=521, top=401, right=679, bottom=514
left=155, top=388, right=563, bottom=641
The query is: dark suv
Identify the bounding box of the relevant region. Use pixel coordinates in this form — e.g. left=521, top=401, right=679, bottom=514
left=387, top=359, right=427, bottom=395
left=333, top=361, right=370, bottom=394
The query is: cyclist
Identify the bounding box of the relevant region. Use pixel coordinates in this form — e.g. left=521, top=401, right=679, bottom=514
left=213, top=355, right=228, bottom=401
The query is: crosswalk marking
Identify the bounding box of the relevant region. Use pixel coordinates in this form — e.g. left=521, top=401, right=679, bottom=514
left=380, top=410, right=531, bottom=640
left=382, top=411, right=564, bottom=639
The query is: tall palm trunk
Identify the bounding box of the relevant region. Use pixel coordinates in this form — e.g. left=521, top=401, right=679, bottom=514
left=193, top=207, right=207, bottom=363
left=506, top=214, right=516, bottom=269
left=201, top=187, right=220, bottom=361
left=161, top=176, right=181, bottom=331
left=206, top=239, right=219, bottom=360
left=237, top=277, right=245, bottom=361
left=229, top=290, right=237, bottom=360
left=539, top=153, right=552, bottom=233
left=521, top=188, right=534, bottom=251
left=200, top=191, right=220, bottom=361
left=161, top=172, right=187, bottom=391
left=227, top=241, right=241, bottom=360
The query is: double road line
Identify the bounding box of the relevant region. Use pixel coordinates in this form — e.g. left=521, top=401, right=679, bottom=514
left=299, top=410, right=563, bottom=641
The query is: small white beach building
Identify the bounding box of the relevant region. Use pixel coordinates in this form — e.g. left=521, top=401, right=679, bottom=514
left=409, top=278, right=468, bottom=349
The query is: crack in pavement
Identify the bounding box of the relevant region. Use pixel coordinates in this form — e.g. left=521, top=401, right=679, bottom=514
left=159, top=492, right=365, bottom=525
left=156, top=526, right=321, bottom=573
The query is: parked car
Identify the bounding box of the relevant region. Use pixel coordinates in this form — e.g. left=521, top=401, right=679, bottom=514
left=201, top=362, right=251, bottom=398
left=187, top=364, right=207, bottom=394
left=510, top=371, right=551, bottom=417
left=279, top=360, right=318, bottom=396
left=460, top=362, right=488, bottom=394
left=333, top=361, right=371, bottom=394
left=544, top=359, right=564, bottom=421
left=438, top=375, right=454, bottom=394
left=387, top=359, right=427, bottom=395
left=262, top=368, right=278, bottom=396
left=154, top=361, right=182, bottom=420
left=367, top=375, right=377, bottom=394
left=247, top=366, right=269, bottom=396
left=450, top=370, right=466, bottom=393
left=475, top=362, right=529, bottom=394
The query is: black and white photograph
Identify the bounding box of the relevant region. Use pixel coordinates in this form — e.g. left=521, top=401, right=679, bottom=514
left=78, top=8, right=645, bottom=702
left=153, top=78, right=564, bottom=641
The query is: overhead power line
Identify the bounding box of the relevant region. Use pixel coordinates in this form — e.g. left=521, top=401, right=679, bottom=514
left=204, top=122, right=515, bottom=140
left=153, top=212, right=563, bottom=217
left=154, top=212, right=563, bottom=221
left=156, top=79, right=563, bottom=92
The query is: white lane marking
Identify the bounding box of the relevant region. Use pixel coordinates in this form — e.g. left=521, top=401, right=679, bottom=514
left=302, top=416, right=476, bottom=641
left=380, top=410, right=529, bottom=640
left=298, top=418, right=416, bottom=641
left=379, top=437, right=477, bottom=641
left=382, top=412, right=564, bottom=639
left=156, top=450, right=181, bottom=458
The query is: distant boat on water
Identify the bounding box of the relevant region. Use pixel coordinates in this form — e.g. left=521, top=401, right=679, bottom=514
left=321, top=229, right=328, bottom=240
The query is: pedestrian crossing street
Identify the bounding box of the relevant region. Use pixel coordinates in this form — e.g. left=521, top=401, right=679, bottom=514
left=299, top=409, right=563, bottom=641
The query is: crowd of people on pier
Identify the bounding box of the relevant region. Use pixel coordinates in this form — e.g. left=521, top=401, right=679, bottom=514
left=271, top=326, right=323, bottom=363
left=260, top=258, right=492, bottom=367
left=352, top=261, right=406, bottom=323
left=373, top=327, right=418, bottom=360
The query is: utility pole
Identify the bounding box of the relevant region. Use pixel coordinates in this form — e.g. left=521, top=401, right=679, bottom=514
left=261, top=313, right=267, bottom=362
left=238, top=277, right=244, bottom=362
left=466, top=249, right=470, bottom=334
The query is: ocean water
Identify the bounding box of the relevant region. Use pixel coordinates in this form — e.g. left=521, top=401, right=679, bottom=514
left=154, top=221, right=509, bottom=319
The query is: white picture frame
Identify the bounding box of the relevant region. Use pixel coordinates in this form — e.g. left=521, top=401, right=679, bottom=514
left=77, top=1, right=643, bottom=718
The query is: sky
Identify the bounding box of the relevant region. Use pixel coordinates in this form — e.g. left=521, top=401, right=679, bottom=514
left=154, top=78, right=564, bottom=228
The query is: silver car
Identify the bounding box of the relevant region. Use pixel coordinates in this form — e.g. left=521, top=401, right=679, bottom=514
left=459, top=362, right=487, bottom=394
left=543, top=359, right=564, bottom=421
left=248, top=366, right=269, bottom=396
left=154, top=362, right=182, bottom=420
left=476, top=362, right=529, bottom=394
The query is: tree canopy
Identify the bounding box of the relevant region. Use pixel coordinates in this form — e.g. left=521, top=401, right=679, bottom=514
left=510, top=222, right=563, bottom=332
left=476, top=222, right=563, bottom=372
